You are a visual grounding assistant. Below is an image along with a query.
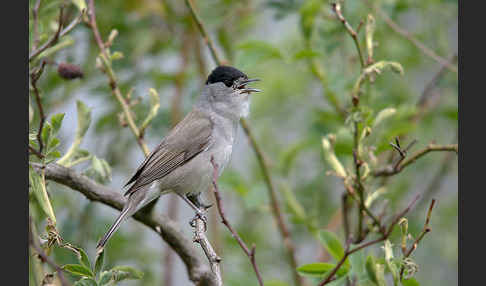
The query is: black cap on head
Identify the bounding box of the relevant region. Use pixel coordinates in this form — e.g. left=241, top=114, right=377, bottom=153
left=206, top=66, right=248, bottom=87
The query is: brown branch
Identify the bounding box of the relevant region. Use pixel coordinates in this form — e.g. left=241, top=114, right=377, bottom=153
left=373, top=144, right=458, bottom=177
left=363, top=0, right=457, bottom=73
left=192, top=216, right=223, bottom=286
left=30, top=60, right=47, bottom=154
left=30, top=162, right=218, bottom=286
left=331, top=2, right=365, bottom=68
left=29, top=215, right=70, bottom=286
left=29, top=4, right=65, bottom=62
left=86, top=0, right=150, bottom=156
left=31, top=0, right=42, bottom=51
left=184, top=0, right=226, bottom=66
left=319, top=194, right=420, bottom=285
left=210, top=157, right=264, bottom=286
left=29, top=145, right=45, bottom=159
left=185, top=1, right=303, bottom=285
left=399, top=199, right=436, bottom=280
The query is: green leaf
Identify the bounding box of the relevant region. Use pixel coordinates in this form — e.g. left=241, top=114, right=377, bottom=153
left=95, top=249, right=105, bottom=275
left=89, top=156, right=112, bottom=183
left=51, top=113, right=65, bottom=136
left=375, top=263, right=386, bottom=286
left=365, top=255, right=378, bottom=284
left=111, top=51, right=124, bottom=61
left=77, top=248, right=92, bottom=271
left=297, top=263, right=348, bottom=278
left=293, top=49, right=321, bottom=61
left=63, top=264, right=94, bottom=278
left=321, top=136, right=347, bottom=177
left=402, top=278, right=420, bottom=286
left=140, top=88, right=160, bottom=132
left=373, top=108, right=397, bottom=128
left=75, top=100, right=92, bottom=141
left=73, top=277, right=97, bottom=286
left=29, top=167, right=56, bottom=224
left=110, top=266, right=144, bottom=281
left=318, top=230, right=349, bottom=269
left=57, top=100, right=92, bottom=166
left=383, top=240, right=399, bottom=285
left=41, top=122, right=52, bottom=150
left=99, top=270, right=113, bottom=285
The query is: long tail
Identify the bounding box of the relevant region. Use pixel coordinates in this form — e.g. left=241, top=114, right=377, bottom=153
left=96, top=205, right=132, bottom=252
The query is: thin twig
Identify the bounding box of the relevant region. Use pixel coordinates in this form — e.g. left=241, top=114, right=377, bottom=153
left=399, top=199, right=436, bottom=280
left=31, top=0, right=42, bottom=51
left=86, top=0, right=150, bottom=156
left=29, top=216, right=70, bottom=286
left=373, top=144, right=458, bottom=177
left=29, top=145, right=45, bottom=159
left=185, top=0, right=225, bottom=65
left=363, top=0, right=457, bottom=73
left=29, top=4, right=65, bottom=62
left=210, top=157, right=264, bottom=286
left=331, top=2, right=365, bottom=68
left=192, top=216, right=223, bottom=286
left=318, top=194, right=420, bottom=285
left=185, top=1, right=303, bottom=285
left=30, top=60, right=47, bottom=154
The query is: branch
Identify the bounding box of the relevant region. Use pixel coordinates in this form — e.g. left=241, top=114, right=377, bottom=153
left=373, top=143, right=458, bottom=177
left=210, top=157, right=264, bottom=286
left=363, top=0, right=457, bottom=73
left=318, top=194, right=420, bottom=285
left=331, top=2, right=365, bottom=68
left=30, top=60, right=47, bottom=154
left=184, top=0, right=226, bottom=66
left=399, top=199, right=436, bottom=280
left=29, top=4, right=83, bottom=62
left=86, top=0, right=150, bottom=156
left=31, top=0, right=42, bottom=52
left=184, top=1, right=303, bottom=285
left=29, top=215, right=70, bottom=286
left=192, top=217, right=223, bottom=286
left=30, top=162, right=218, bottom=286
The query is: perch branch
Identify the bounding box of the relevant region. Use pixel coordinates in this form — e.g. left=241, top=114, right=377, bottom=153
left=184, top=1, right=302, bottom=285
left=30, top=162, right=218, bottom=286
left=192, top=216, right=223, bottom=286
left=210, top=157, right=265, bottom=286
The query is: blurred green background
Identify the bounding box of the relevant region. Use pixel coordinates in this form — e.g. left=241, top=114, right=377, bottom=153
left=29, top=0, right=457, bottom=285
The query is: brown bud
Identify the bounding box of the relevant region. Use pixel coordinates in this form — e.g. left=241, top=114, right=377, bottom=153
left=57, top=62, right=84, bottom=80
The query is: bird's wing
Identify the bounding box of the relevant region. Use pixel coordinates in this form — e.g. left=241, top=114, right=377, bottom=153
left=123, top=109, right=213, bottom=196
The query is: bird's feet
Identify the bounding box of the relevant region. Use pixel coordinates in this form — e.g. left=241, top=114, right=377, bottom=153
left=189, top=208, right=208, bottom=231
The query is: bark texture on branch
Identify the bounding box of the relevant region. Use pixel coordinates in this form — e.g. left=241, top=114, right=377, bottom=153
left=31, top=162, right=217, bottom=286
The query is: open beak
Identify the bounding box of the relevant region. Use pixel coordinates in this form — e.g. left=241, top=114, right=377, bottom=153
left=239, top=78, right=262, bottom=93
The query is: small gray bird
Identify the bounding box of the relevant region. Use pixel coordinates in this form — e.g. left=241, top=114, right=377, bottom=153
left=97, top=66, right=261, bottom=251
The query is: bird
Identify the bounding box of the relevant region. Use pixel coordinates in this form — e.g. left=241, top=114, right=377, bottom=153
left=96, top=66, right=261, bottom=251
